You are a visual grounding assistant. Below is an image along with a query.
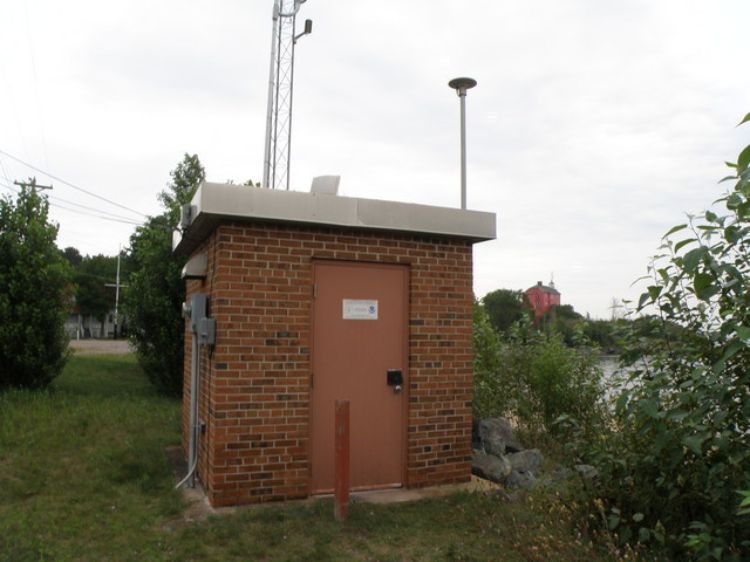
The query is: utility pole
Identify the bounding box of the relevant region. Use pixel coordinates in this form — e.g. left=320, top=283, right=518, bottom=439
left=609, top=298, right=623, bottom=321
left=14, top=177, right=52, bottom=192
left=104, top=247, right=128, bottom=338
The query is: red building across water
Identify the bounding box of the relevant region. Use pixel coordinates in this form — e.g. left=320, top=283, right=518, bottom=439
left=525, top=280, right=560, bottom=321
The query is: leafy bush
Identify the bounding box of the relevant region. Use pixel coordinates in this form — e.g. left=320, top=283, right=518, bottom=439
left=125, top=215, right=187, bottom=396
left=0, top=185, right=70, bottom=389
left=124, top=154, right=204, bottom=396
left=472, top=301, right=504, bottom=417
left=579, top=120, right=750, bottom=560
left=473, top=309, right=606, bottom=440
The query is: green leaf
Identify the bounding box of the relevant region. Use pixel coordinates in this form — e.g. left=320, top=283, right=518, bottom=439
left=719, top=174, right=737, bottom=183
left=727, top=193, right=743, bottom=209
left=638, top=292, right=650, bottom=310
left=705, top=210, right=717, bottom=222
left=738, top=144, right=750, bottom=172
left=640, top=399, right=660, bottom=419
left=719, top=340, right=744, bottom=364
left=638, top=527, right=651, bottom=543
left=682, top=435, right=705, bottom=455
left=674, top=238, right=697, bottom=252
left=616, top=392, right=629, bottom=414
left=662, top=224, right=687, bottom=238
left=633, top=512, right=645, bottom=523
left=693, top=272, right=714, bottom=295
left=738, top=326, right=750, bottom=342
left=738, top=491, right=750, bottom=515
left=724, top=225, right=742, bottom=243
left=739, top=112, right=750, bottom=126
left=682, top=247, right=706, bottom=272
left=647, top=285, right=662, bottom=300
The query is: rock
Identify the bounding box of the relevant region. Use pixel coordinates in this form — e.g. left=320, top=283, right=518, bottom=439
left=506, top=449, right=543, bottom=474
left=471, top=450, right=512, bottom=484
left=550, top=466, right=573, bottom=481
left=506, top=470, right=535, bottom=489
left=574, top=464, right=598, bottom=481
left=477, top=417, right=522, bottom=455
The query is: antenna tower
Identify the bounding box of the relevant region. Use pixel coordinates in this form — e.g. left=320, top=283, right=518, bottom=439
left=262, top=0, right=312, bottom=190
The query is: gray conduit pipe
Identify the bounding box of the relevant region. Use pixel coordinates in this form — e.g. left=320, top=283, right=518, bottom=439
left=176, top=325, right=200, bottom=489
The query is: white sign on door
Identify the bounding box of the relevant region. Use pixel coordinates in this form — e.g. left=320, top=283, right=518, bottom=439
left=342, top=299, right=378, bottom=320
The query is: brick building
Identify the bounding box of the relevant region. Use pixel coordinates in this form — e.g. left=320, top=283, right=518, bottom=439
left=173, top=182, right=495, bottom=507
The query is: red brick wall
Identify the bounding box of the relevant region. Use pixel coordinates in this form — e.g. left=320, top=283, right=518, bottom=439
left=182, top=221, right=474, bottom=507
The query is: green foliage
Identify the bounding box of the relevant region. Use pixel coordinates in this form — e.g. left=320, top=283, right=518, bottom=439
left=473, top=306, right=606, bottom=440
left=60, top=246, right=82, bottom=267
left=580, top=126, right=750, bottom=560
left=482, top=288, right=526, bottom=333
left=542, top=303, right=585, bottom=346
left=75, top=254, right=119, bottom=327
left=472, top=300, right=504, bottom=418
left=158, top=152, right=205, bottom=222
left=124, top=154, right=204, bottom=396
left=0, top=184, right=70, bottom=389
left=583, top=319, right=620, bottom=354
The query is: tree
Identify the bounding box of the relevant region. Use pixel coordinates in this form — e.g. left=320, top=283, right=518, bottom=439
left=124, top=154, right=205, bottom=396
left=0, top=184, right=70, bottom=389
left=158, top=153, right=205, bottom=222
left=61, top=246, right=82, bottom=267
left=481, top=289, right=526, bottom=333
left=76, top=254, right=119, bottom=336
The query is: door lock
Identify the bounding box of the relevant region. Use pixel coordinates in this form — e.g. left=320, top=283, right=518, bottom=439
left=387, top=369, right=403, bottom=390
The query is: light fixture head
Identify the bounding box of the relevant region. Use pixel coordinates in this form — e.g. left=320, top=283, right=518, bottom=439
left=448, top=77, right=477, bottom=96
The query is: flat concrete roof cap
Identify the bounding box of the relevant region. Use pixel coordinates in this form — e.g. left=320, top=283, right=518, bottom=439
left=173, top=182, right=496, bottom=255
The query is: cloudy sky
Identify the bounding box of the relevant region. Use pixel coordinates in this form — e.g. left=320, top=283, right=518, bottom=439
left=0, top=0, right=748, bottom=318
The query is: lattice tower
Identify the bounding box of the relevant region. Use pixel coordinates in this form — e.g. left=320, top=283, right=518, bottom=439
left=263, top=0, right=309, bottom=190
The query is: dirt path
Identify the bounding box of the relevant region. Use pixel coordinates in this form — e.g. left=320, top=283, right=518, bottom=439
left=68, top=339, right=133, bottom=355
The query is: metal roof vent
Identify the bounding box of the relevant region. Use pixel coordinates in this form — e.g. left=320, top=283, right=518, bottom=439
left=310, top=175, right=340, bottom=195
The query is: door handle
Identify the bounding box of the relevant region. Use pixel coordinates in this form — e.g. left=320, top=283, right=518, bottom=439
left=387, top=370, right=403, bottom=394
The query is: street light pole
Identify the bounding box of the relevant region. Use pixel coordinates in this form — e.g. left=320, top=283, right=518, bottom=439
left=448, top=77, right=477, bottom=210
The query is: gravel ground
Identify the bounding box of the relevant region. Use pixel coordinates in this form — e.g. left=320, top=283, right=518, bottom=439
left=68, top=339, right=133, bottom=355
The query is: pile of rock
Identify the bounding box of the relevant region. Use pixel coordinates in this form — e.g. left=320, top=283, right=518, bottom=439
left=471, top=417, right=543, bottom=489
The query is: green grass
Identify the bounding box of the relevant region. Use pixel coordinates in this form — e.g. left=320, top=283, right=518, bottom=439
left=0, top=354, right=628, bottom=561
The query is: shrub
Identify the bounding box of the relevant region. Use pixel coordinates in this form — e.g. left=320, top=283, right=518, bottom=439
left=580, top=121, right=750, bottom=560
left=0, top=184, right=70, bottom=389
left=124, top=154, right=204, bottom=396
left=473, top=310, right=606, bottom=441
left=124, top=215, right=187, bottom=397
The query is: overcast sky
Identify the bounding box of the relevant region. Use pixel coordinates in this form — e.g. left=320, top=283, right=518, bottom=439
left=0, top=0, right=748, bottom=318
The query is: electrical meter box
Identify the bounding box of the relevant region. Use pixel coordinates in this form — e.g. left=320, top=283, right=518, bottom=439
left=198, top=317, right=216, bottom=346
left=190, top=294, right=208, bottom=332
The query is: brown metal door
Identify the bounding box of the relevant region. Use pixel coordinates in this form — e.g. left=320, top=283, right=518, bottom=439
left=311, top=261, right=407, bottom=494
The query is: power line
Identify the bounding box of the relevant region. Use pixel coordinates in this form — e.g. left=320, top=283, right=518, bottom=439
left=0, top=149, right=148, bottom=218
left=0, top=157, right=10, bottom=184
left=51, top=201, right=143, bottom=226
left=0, top=180, right=143, bottom=226
left=23, top=2, right=49, bottom=168
left=48, top=193, right=143, bottom=223
left=0, top=166, right=147, bottom=222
